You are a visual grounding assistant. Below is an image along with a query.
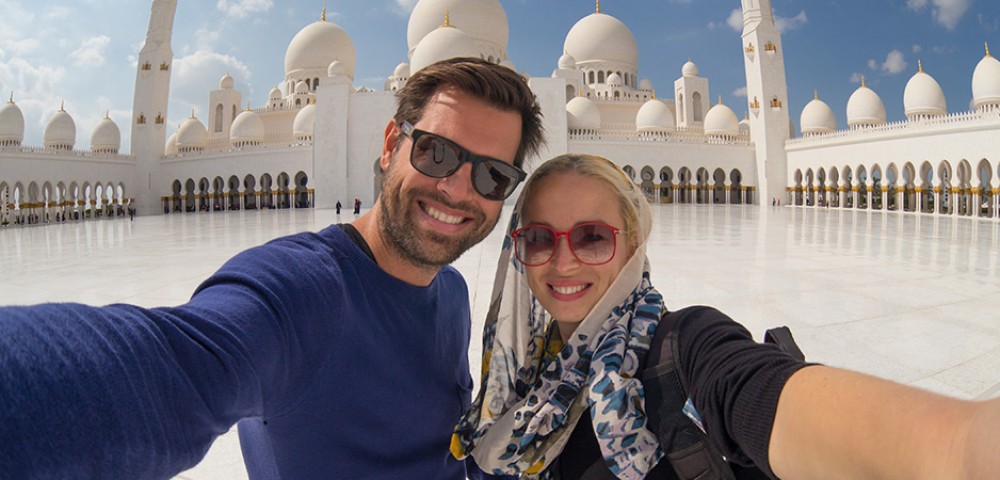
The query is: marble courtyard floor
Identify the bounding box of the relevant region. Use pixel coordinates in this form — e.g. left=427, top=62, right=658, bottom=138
left=2, top=205, right=998, bottom=479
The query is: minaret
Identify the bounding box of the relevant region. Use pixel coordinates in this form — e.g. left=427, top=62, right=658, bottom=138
left=130, top=0, right=177, bottom=215
left=741, top=0, right=790, bottom=205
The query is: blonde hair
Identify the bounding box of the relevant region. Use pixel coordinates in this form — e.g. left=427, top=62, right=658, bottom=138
left=519, top=153, right=650, bottom=254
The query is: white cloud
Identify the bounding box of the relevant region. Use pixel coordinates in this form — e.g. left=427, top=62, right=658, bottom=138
left=880, top=50, right=907, bottom=74
left=867, top=59, right=878, bottom=70
left=42, top=5, right=72, bottom=21
left=775, top=11, right=809, bottom=33
left=732, top=86, right=748, bottom=97
left=392, top=0, right=419, bottom=16
left=169, top=50, right=252, bottom=117
left=726, top=8, right=743, bottom=31
left=70, top=35, right=111, bottom=67
left=907, top=0, right=971, bottom=30
left=849, top=73, right=864, bottom=84
left=216, top=0, right=273, bottom=19
left=912, top=44, right=923, bottom=53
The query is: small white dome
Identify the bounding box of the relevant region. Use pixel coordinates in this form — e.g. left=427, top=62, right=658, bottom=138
left=165, top=132, right=178, bottom=155
left=285, top=20, right=357, bottom=80
left=636, top=98, right=675, bottom=132
left=176, top=115, right=208, bottom=151
left=293, top=104, right=316, bottom=140
left=800, top=95, right=836, bottom=135
left=558, top=52, right=576, bottom=70
left=607, top=72, right=623, bottom=87
left=230, top=109, right=265, bottom=145
left=703, top=102, right=740, bottom=136
left=44, top=106, right=76, bottom=150
left=295, top=81, right=309, bottom=94
left=566, top=96, right=601, bottom=130
left=972, top=51, right=1000, bottom=110
left=90, top=114, right=121, bottom=153
left=407, top=0, right=509, bottom=59
left=0, top=96, right=25, bottom=145
left=738, top=116, right=750, bottom=135
left=682, top=60, right=699, bottom=77
left=220, top=73, right=234, bottom=90
left=410, top=25, right=482, bottom=74
left=846, top=82, right=887, bottom=127
left=327, top=60, right=347, bottom=77
left=564, top=12, right=638, bottom=70
left=269, top=87, right=282, bottom=100
left=903, top=64, right=947, bottom=118
left=639, top=78, right=653, bottom=91
left=393, top=61, right=410, bottom=78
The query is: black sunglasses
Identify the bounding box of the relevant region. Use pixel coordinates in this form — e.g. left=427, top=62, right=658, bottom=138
left=399, top=121, right=526, bottom=201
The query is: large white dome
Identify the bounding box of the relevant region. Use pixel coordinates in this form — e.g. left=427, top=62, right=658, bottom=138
left=0, top=96, right=25, bottom=145
left=636, top=98, right=675, bottom=132
left=846, top=81, right=887, bottom=127
left=393, top=61, right=411, bottom=79
left=294, top=104, right=316, bottom=140
left=285, top=20, right=357, bottom=80
left=44, top=106, right=76, bottom=150
left=90, top=114, right=121, bottom=153
left=903, top=64, right=947, bottom=118
left=165, top=132, right=178, bottom=156
left=972, top=50, right=1000, bottom=110
left=564, top=12, right=638, bottom=69
left=407, top=0, right=508, bottom=60
left=566, top=96, right=601, bottom=130
left=800, top=95, right=836, bottom=135
left=410, top=25, right=482, bottom=74
left=682, top=60, right=699, bottom=77
left=176, top=115, right=208, bottom=151
left=703, top=102, right=739, bottom=136
left=230, top=109, right=264, bottom=145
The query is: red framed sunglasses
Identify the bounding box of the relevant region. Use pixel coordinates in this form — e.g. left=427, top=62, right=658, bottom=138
left=511, top=222, right=620, bottom=266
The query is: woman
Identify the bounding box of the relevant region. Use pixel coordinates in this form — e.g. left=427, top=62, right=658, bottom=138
left=454, top=154, right=999, bottom=479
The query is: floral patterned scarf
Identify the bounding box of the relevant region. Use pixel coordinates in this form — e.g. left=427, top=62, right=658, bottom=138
left=452, top=175, right=664, bottom=479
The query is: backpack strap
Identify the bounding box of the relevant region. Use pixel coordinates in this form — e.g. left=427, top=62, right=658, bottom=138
left=642, top=311, right=736, bottom=480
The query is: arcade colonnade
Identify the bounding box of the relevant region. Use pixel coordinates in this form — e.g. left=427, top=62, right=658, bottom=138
left=162, top=170, right=314, bottom=214
left=0, top=179, right=131, bottom=226
left=623, top=164, right=754, bottom=205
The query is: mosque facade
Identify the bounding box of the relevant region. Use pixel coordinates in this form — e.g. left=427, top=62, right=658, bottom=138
left=1, top=0, right=999, bottom=223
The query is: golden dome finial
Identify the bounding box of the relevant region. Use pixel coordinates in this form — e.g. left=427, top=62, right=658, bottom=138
left=861, top=75, right=866, bottom=88
left=652, top=91, right=656, bottom=100
left=105, top=110, right=110, bottom=119
left=322, top=2, right=327, bottom=21
left=918, top=59, right=923, bottom=73
left=814, top=90, right=819, bottom=100
left=596, top=0, right=601, bottom=13
left=987, top=42, right=992, bottom=58
left=7, top=92, right=12, bottom=103
left=443, top=10, right=451, bottom=27
left=191, top=109, right=196, bottom=118
left=60, top=101, right=65, bottom=111
left=717, top=95, right=723, bottom=105
left=245, top=102, right=252, bottom=111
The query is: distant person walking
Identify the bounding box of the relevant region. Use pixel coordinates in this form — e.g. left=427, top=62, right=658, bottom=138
left=335, top=201, right=342, bottom=215
left=353, top=198, right=361, bottom=215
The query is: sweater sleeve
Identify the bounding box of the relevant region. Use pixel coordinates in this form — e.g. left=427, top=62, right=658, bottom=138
left=0, top=231, right=345, bottom=479
left=671, top=306, right=811, bottom=478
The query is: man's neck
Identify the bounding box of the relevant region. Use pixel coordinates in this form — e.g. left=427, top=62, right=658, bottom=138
left=351, top=203, right=440, bottom=287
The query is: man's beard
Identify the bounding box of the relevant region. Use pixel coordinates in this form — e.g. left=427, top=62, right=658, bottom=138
left=378, top=164, right=498, bottom=270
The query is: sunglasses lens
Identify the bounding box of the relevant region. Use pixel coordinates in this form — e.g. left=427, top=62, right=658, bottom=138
left=473, top=161, right=520, bottom=200
left=412, top=135, right=460, bottom=177
left=514, top=226, right=555, bottom=266
left=569, top=224, right=616, bottom=264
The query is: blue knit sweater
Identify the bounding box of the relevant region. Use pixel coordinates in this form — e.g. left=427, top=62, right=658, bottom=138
left=0, top=225, right=475, bottom=479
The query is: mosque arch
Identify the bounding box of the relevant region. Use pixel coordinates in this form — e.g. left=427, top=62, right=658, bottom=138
left=871, top=165, right=883, bottom=210
left=976, top=159, right=993, bottom=217
left=693, top=92, right=704, bottom=122
left=214, top=104, right=224, bottom=133
left=640, top=166, right=655, bottom=202
left=260, top=173, right=274, bottom=209
left=197, top=178, right=209, bottom=211
left=695, top=167, right=709, bottom=204
left=294, top=171, right=311, bottom=208
left=622, top=165, right=636, bottom=182
left=793, top=169, right=804, bottom=206
left=828, top=167, right=840, bottom=207
left=804, top=169, right=815, bottom=206
left=938, top=161, right=953, bottom=215
left=728, top=169, right=743, bottom=204
left=712, top=168, right=726, bottom=204
left=840, top=166, right=852, bottom=208
left=598, top=71, right=605, bottom=84
left=276, top=172, right=291, bottom=209
left=225, top=175, right=239, bottom=211
left=816, top=168, right=827, bottom=207
left=243, top=174, right=258, bottom=210
left=956, top=159, right=972, bottom=216
left=659, top=167, right=674, bottom=204
left=183, top=178, right=195, bottom=212
left=856, top=166, right=868, bottom=209
left=922, top=161, right=938, bottom=214
left=168, top=180, right=181, bottom=213
left=884, top=164, right=899, bottom=211
left=565, top=85, right=575, bottom=103
left=901, top=163, right=916, bottom=212
left=677, top=167, right=692, bottom=204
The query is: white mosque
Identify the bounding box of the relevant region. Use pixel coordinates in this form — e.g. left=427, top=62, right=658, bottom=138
left=1, top=0, right=1000, bottom=223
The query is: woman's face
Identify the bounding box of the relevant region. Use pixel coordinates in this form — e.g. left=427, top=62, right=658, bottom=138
left=521, top=172, right=630, bottom=336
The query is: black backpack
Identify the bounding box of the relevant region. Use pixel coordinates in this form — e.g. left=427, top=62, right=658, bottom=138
left=641, top=314, right=805, bottom=480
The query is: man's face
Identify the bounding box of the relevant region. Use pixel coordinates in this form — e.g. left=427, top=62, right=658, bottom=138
left=378, top=88, right=522, bottom=269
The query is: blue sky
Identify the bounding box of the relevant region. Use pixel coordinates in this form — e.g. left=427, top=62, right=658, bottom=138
left=0, top=0, right=997, bottom=152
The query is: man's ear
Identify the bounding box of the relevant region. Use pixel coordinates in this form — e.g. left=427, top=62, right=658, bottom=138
left=381, top=120, right=400, bottom=173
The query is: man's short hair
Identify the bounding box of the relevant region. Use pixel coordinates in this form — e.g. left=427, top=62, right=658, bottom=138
left=393, top=57, right=545, bottom=169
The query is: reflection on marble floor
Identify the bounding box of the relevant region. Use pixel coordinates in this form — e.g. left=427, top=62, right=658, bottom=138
left=2, top=205, right=998, bottom=480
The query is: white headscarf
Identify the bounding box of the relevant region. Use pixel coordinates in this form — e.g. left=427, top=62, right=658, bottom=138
left=452, top=155, right=665, bottom=479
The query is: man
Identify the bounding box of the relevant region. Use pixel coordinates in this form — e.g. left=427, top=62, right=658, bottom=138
left=0, top=57, right=544, bottom=480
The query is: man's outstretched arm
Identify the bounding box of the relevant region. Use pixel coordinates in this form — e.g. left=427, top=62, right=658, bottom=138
left=769, top=365, right=1000, bottom=479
